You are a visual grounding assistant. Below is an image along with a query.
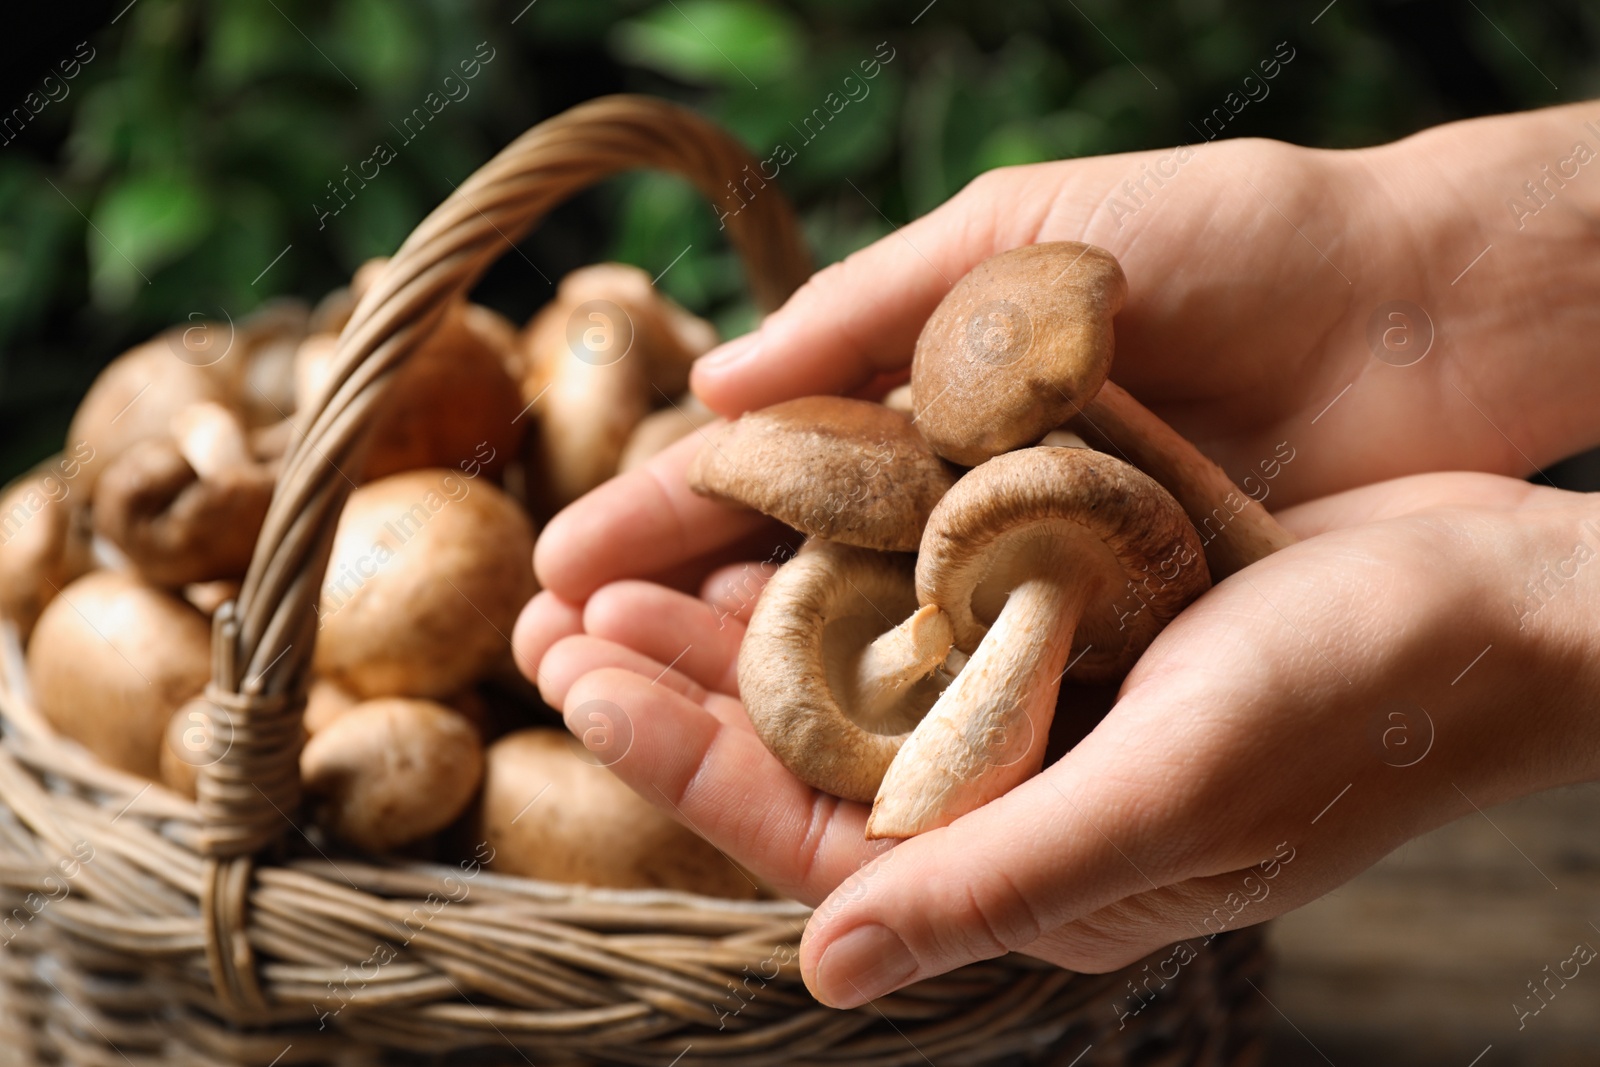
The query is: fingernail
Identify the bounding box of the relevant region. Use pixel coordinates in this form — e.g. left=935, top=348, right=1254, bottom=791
left=808, top=924, right=917, bottom=1009
left=696, top=331, right=761, bottom=372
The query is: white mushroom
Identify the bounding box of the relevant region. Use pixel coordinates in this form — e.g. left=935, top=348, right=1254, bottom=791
left=477, top=729, right=760, bottom=898
left=28, top=570, right=211, bottom=779
left=300, top=697, right=485, bottom=852
left=520, top=264, right=718, bottom=513
left=314, top=469, right=537, bottom=699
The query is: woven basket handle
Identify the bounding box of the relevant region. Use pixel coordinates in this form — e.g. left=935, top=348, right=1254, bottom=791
left=197, top=95, right=812, bottom=857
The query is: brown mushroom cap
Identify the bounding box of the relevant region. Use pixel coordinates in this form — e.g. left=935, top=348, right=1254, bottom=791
left=27, top=570, right=212, bottom=779
left=293, top=301, right=524, bottom=483
left=688, top=396, right=959, bottom=552
left=314, top=469, right=537, bottom=699
left=519, top=263, right=718, bottom=513
left=300, top=698, right=485, bottom=852
left=476, top=729, right=759, bottom=898
left=917, top=446, right=1208, bottom=679
left=92, top=438, right=271, bottom=586
left=737, top=541, right=952, bottom=803
left=0, top=468, right=93, bottom=639
left=67, top=336, right=242, bottom=496
left=910, top=243, right=1126, bottom=466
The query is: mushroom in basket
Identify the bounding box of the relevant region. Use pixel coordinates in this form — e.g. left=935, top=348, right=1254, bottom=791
left=92, top=400, right=277, bottom=588
left=292, top=257, right=524, bottom=484
left=520, top=263, right=719, bottom=514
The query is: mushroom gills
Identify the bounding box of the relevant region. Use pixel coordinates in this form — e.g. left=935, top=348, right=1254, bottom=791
left=737, top=541, right=951, bottom=803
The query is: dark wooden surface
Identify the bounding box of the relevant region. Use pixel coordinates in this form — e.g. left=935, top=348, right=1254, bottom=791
left=1261, top=781, right=1600, bottom=1066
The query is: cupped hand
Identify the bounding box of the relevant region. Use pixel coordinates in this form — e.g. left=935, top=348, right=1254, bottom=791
left=517, top=471, right=1600, bottom=1007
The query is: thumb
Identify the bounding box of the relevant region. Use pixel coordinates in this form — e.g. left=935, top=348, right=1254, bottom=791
left=798, top=762, right=1185, bottom=1008
left=692, top=168, right=1048, bottom=415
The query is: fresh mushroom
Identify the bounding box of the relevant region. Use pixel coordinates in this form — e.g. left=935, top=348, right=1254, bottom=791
left=477, top=729, right=760, bottom=898
left=520, top=264, right=718, bottom=513
left=92, top=401, right=276, bottom=587
left=294, top=260, right=523, bottom=483
left=737, top=540, right=952, bottom=802
left=688, top=396, right=958, bottom=553
left=27, top=570, right=211, bottom=779
left=911, top=242, right=1294, bottom=578
left=67, top=332, right=241, bottom=497
left=0, top=465, right=94, bottom=640
left=867, top=446, right=1210, bottom=839
left=314, top=469, right=537, bottom=699
left=300, top=697, right=485, bottom=852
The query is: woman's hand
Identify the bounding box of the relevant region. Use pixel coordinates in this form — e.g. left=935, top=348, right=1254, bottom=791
left=531, top=103, right=1600, bottom=614
left=512, top=102, right=1600, bottom=1007
left=518, top=472, right=1600, bottom=1006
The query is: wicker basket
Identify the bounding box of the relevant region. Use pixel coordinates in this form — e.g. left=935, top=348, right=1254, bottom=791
left=0, top=95, right=1267, bottom=1066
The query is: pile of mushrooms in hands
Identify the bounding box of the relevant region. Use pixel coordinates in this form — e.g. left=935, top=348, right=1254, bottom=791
left=690, top=242, right=1298, bottom=839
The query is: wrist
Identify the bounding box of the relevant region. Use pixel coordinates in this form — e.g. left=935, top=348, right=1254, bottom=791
left=1479, top=494, right=1600, bottom=793
left=1353, top=104, right=1600, bottom=469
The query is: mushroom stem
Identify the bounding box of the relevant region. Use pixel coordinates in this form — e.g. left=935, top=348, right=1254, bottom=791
left=851, top=604, right=953, bottom=727
left=170, top=401, right=254, bottom=480
left=867, top=557, right=1096, bottom=840
left=1072, top=380, right=1296, bottom=578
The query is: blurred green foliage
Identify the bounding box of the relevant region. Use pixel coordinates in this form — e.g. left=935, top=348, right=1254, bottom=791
left=2, top=0, right=1598, bottom=475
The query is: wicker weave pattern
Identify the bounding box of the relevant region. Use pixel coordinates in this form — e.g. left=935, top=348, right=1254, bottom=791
left=0, top=96, right=1266, bottom=1066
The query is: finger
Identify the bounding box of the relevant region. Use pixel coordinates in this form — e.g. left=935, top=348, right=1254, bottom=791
left=691, top=171, right=1043, bottom=414
left=1017, top=823, right=1392, bottom=985
left=512, top=590, right=585, bottom=690
left=582, top=580, right=746, bottom=696
left=538, top=633, right=708, bottom=711
left=699, top=560, right=781, bottom=628
left=534, top=433, right=771, bottom=602
left=794, top=657, right=1279, bottom=1010
left=636, top=520, right=798, bottom=598
left=562, top=668, right=884, bottom=902
left=796, top=753, right=1206, bottom=1009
